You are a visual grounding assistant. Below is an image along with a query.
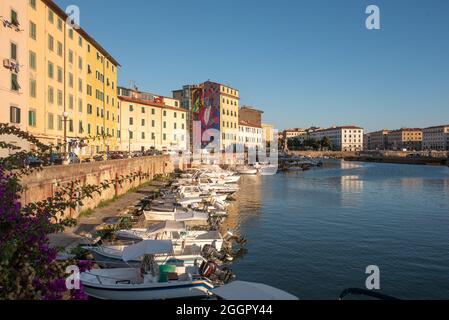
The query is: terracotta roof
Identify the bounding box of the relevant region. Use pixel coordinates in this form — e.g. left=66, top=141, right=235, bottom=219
left=240, top=106, right=264, bottom=114
left=118, top=96, right=186, bottom=112
left=423, top=124, right=449, bottom=130
left=201, top=80, right=239, bottom=92
left=317, top=126, right=363, bottom=132
left=284, top=128, right=305, bottom=132
left=118, top=87, right=177, bottom=102
left=366, top=130, right=389, bottom=135
left=389, top=128, right=422, bottom=133
left=44, top=0, right=120, bottom=66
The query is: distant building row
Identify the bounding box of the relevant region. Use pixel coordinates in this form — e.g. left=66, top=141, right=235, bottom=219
left=282, top=126, right=364, bottom=152
left=364, top=125, right=449, bottom=151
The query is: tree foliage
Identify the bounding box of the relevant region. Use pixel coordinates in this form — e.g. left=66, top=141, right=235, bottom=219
left=287, top=136, right=333, bottom=151
left=0, top=124, right=150, bottom=299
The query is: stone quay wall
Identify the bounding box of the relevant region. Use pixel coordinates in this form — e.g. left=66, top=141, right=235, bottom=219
left=287, top=150, right=359, bottom=158
left=21, top=155, right=181, bottom=218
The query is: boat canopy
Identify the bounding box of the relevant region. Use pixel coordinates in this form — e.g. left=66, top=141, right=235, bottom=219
left=122, top=240, right=174, bottom=262
left=147, top=221, right=185, bottom=236
left=174, top=211, right=209, bottom=222
left=211, top=281, right=299, bottom=300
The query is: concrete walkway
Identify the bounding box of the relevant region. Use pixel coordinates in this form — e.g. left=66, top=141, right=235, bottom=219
left=49, top=184, right=162, bottom=251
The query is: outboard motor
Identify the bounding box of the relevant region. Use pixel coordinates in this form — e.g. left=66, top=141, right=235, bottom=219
left=199, top=260, right=235, bottom=284
left=201, top=244, right=227, bottom=261
left=224, top=230, right=247, bottom=246
left=199, top=260, right=217, bottom=278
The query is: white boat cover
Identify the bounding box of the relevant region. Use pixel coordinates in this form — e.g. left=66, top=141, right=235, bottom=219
left=146, top=221, right=185, bottom=236
left=174, top=211, right=209, bottom=222
left=122, top=240, right=174, bottom=262
left=211, top=281, right=299, bottom=300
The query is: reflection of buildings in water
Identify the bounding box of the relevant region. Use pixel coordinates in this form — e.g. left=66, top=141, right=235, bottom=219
left=220, top=175, right=263, bottom=232
left=400, top=178, right=423, bottom=191
left=340, top=161, right=363, bottom=170
left=340, top=175, right=364, bottom=207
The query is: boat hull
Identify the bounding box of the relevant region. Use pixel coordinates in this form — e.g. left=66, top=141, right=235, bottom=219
left=115, top=231, right=224, bottom=251
left=237, top=169, right=258, bottom=175
left=82, top=280, right=213, bottom=300
left=86, top=247, right=204, bottom=267
left=143, top=212, right=175, bottom=221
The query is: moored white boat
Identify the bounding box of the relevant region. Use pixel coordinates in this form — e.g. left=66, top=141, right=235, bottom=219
left=81, top=240, right=219, bottom=300
left=143, top=208, right=209, bottom=224
left=115, top=221, right=224, bottom=251
left=236, top=166, right=258, bottom=175
left=210, top=281, right=299, bottom=300
left=82, top=268, right=214, bottom=300
left=84, top=242, right=205, bottom=267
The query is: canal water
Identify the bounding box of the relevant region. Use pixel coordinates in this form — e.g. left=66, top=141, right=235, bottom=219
left=225, top=161, right=449, bottom=299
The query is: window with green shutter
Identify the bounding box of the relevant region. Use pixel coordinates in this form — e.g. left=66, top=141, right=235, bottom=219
left=28, top=110, right=36, bottom=127
left=57, top=90, right=63, bottom=106
left=11, top=74, right=20, bottom=91
left=11, top=43, right=17, bottom=60
left=48, top=61, right=54, bottom=78
left=48, top=35, right=54, bottom=51
left=48, top=10, right=54, bottom=24
left=29, top=51, right=36, bottom=70
left=57, top=67, right=63, bottom=83
left=30, top=21, right=37, bottom=40
left=11, top=10, right=19, bottom=26
left=48, top=87, right=54, bottom=104
left=57, top=42, right=63, bottom=56
left=10, top=106, right=21, bottom=124
left=30, top=79, right=36, bottom=98
left=48, top=113, right=54, bottom=130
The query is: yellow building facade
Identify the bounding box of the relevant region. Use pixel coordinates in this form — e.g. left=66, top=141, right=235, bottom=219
left=387, top=128, right=422, bottom=151
left=118, top=88, right=187, bottom=152
left=85, top=37, right=119, bottom=156
left=218, top=83, right=239, bottom=151
left=262, top=123, right=274, bottom=145
left=0, top=0, right=29, bottom=157
left=1, top=0, right=120, bottom=157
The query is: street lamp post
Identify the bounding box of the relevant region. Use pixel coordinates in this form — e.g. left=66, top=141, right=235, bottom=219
left=62, top=111, right=69, bottom=154
left=128, top=128, right=132, bottom=156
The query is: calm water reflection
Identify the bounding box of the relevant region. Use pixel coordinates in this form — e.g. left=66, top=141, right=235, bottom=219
left=229, top=161, right=449, bottom=299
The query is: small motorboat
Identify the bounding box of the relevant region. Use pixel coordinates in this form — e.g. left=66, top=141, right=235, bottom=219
left=143, top=206, right=209, bottom=225
left=115, top=221, right=224, bottom=251
left=254, top=162, right=278, bottom=176
left=81, top=240, right=233, bottom=300
left=197, top=178, right=240, bottom=194
left=84, top=240, right=206, bottom=267
left=236, top=166, right=258, bottom=175
left=209, top=281, right=299, bottom=300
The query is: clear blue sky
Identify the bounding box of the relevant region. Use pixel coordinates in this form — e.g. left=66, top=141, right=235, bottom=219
left=56, top=0, right=449, bottom=132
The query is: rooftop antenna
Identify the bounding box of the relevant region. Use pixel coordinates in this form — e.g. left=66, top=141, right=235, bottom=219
left=129, top=80, right=138, bottom=91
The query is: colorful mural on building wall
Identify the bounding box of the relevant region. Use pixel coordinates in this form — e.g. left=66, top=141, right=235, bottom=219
left=192, top=82, right=221, bottom=148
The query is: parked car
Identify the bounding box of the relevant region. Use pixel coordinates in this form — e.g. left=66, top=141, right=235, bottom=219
left=93, top=153, right=106, bottom=162
left=131, top=151, right=144, bottom=158
left=144, top=149, right=162, bottom=156
left=49, top=153, right=63, bottom=165
left=25, top=155, right=44, bottom=168
left=107, top=152, right=125, bottom=160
